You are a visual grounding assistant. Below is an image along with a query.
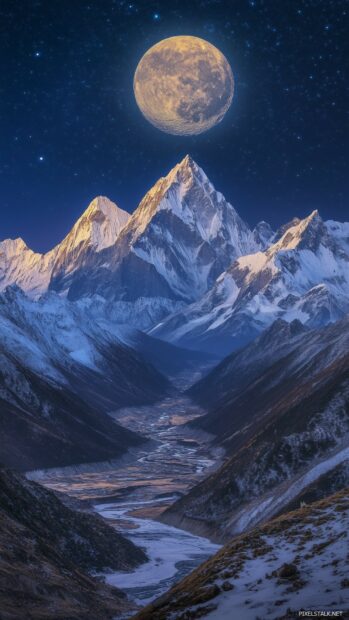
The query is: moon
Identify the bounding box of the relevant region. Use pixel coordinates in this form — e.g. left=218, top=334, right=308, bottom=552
left=133, top=36, right=234, bottom=136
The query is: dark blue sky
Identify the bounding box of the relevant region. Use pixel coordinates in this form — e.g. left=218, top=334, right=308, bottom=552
left=1, top=0, right=347, bottom=252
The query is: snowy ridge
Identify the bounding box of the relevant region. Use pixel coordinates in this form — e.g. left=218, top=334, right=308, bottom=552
left=0, top=196, right=129, bottom=299
left=161, top=315, right=349, bottom=546
left=0, top=157, right=347, bottom=344
left=114, top=154, right=260, bottom=303
left=152, top=209, right=349, bottom=353
left=135, top=488, right=349, bottom=620
left=0, top=238, right=57, bottom=298
left=0, top=157, right=263, bottom=313
left=51, top=196, right=130, bottom=276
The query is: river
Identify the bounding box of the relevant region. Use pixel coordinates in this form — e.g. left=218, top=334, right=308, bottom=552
left=29, top=389, right=223, bottom=612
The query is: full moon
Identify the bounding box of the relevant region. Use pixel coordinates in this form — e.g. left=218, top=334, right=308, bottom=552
left=133, top=36, right=234, bottom=136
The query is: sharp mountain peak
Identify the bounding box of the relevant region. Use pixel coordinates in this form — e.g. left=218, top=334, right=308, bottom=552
left=0, top=237, right=29, bottom=252
left=56, top=195, right=130, bottom=255
left=268, top=208, right=324, bottom=255
left=83, top=195, right=129, bottom=219
left=167, top=154, right=208, bottom=183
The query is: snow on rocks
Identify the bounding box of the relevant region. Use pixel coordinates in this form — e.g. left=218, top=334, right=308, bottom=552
left=152, top=210, right=349, bottom=354
left=134, top=488, right=349, bottom=620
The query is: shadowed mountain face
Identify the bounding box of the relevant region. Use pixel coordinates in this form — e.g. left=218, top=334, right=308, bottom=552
left=0, top=287, right=173, bottom=470
left=0, top=467, right=145, bottom=619
left=187, top=318, right=308, bottom=411
left=0, top=365, right=144, bottom=471
left=152, top=211, right=349, bottom=354
left=161, top=316, right=349, bottom=541
left=134, top=488, right=349, bottom=620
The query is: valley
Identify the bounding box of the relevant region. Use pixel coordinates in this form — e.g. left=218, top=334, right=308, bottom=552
left=28, top=387, right=224, bottom=611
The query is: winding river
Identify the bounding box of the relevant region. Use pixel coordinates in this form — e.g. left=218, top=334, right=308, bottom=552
left=30, top=390, right=223, bottom=610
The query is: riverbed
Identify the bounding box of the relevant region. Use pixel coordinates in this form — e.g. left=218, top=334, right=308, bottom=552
left=30, top=392, right=223, bottom=610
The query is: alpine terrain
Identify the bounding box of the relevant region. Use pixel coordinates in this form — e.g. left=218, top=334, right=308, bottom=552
left=135, top=488, right=349, bottom=620
left=162, top=316, right=349, bottom=541
left=0, top=466, right=145, bottom=619
left=152, top=210, right=349, bottom=354
left=0, top=156, right=348, bottom=618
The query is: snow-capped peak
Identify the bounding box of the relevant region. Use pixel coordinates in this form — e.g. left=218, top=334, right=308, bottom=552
left=123, top=155, right=212, bottom=239
left=0, top=197, right=130, bottom=298
left=126, top=155, right=250, bottom=246
left=0, top=237, right=29, bottom=254
left=0, top=237, right=57, bottom=298
left=152, top=207, right=349, bottom=354
left=46, top=196, right=131, bottom=294
left=112, top=156, right=260, bottom=303
left=59, top=196, right=130, bottom=253
left=166, top=154, right=208, bottom=185
left=268, top=209, right=323, bottom=255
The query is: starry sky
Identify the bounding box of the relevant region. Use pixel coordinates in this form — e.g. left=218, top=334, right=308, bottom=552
left=1, top=0, right=347, bottom=252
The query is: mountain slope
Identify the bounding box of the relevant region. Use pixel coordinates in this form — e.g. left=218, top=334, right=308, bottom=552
left=0, top=196, right=129, bottom=299
left=0, top=286, right=170, bottom=412
left=0, top=352, right=144, bottom=471
left=49, top=196, right=130, bottom=293
left=0, top=287, right=172, bottom=470
left=188, top=318, right=307, bottom=410
left=161, top=317, right=349, bottom=541
left=135, top=488, right=349, bottom=620
left=0, top=238, right=57, bottom=298
left=0, top=467, right=145, bottom=619
left=152, top=211, right=349, bottom=354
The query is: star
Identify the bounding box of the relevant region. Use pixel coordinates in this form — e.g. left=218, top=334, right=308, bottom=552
left=38, top=156, right=44, bottom=162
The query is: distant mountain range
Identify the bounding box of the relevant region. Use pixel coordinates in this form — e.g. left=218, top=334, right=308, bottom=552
left=0, top=156, right=348, bottom=472
left=1, top=155, right=348, bottom=354
left=152, top=209, right=349, bottom=354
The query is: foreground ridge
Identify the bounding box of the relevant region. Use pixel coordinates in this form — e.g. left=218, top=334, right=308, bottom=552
left=133, top=487, right=349, bottom=620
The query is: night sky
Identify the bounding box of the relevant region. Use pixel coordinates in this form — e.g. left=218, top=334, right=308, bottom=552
left=1, top=0, right=347, bottom=252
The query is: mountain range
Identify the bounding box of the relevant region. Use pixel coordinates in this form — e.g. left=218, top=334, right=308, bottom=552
left=0, top=155, right=348, bottom=472
left=152, top=209, right=349, bottom=354
left=1, top=155, right=348, bottom=355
